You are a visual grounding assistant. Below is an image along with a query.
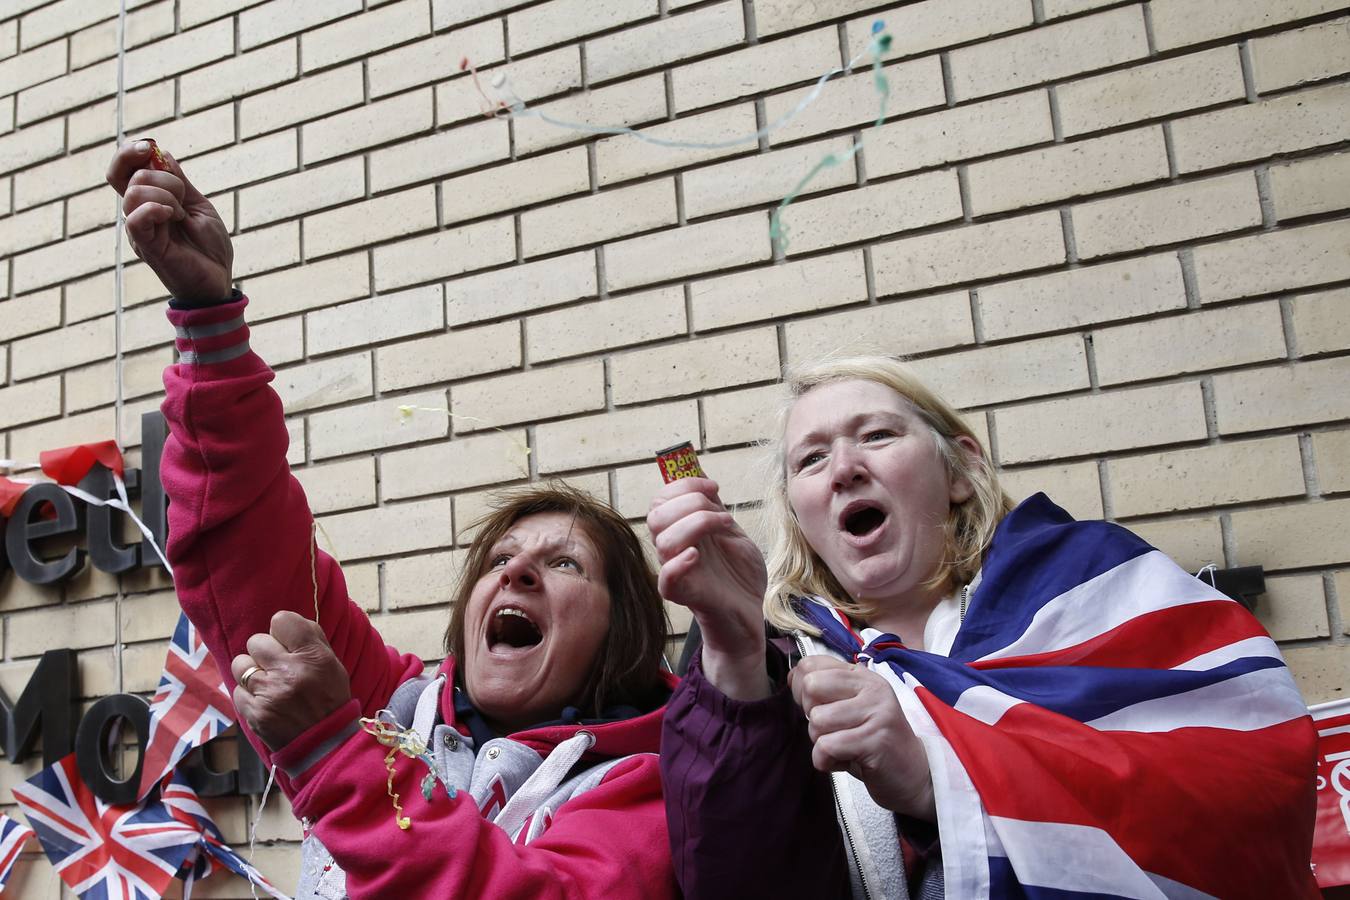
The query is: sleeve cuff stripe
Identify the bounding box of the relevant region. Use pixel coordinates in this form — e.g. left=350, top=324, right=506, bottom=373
left=178, top=341, right=250, bottom=365
left=281, top=718, right=361, bottom=779
left=174, top=314, right=246, bottom=340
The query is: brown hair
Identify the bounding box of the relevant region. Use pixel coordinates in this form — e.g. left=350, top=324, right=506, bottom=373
left=444, top=482, right=669, bottom=717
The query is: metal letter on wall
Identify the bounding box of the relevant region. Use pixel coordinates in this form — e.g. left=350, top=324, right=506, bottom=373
left=0, top=648, right=78, bottom=767
left=4, top=483, right=84, bottom=584
left=75, top=693, right=151, bottom=806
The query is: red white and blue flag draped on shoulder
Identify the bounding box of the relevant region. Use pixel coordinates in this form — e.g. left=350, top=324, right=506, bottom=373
left=137, top=611, right=237, bottom=801
left=797, top=493, right=1319, bottom=899
left=0, top=811, right=35, bottom=891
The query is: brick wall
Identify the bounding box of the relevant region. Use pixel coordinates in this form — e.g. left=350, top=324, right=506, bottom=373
left=1, top=0, right=1347, bottom=892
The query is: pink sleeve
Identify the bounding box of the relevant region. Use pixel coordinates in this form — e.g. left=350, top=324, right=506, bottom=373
left=160, top=296, right=423, bottom=774
left=290, top=733, right=677, bottom=899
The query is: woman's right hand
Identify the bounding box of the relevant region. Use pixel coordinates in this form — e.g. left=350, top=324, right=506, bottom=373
left=648, top=477, right=772, bottom=700
left=106, top=140, right=233, bottom=304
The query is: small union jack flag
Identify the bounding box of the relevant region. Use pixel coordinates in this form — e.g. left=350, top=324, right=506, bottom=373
left=12, top=754, right=204, bottom=899
left=159, top=775, right=291, bottom=900
left=137, top=612, right=236, bottom=799
left=0, top=811, right=35, bottom=891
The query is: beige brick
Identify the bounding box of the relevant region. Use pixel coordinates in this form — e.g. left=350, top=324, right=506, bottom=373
left=0, top=201, right=62, bottom=258
left=442, top=146, right=589, bottom=225
left=1194, top=220, right=1350, bottom=304
left=786, top=169, right=962, bottom=256
left=1074, top=171, right=1262, bottom=260
left=433, top=0, right=533, bottom=28
left=1042, top=0, right=1122, bottom=16
left=612, top=330, right=779, bottom=406
left=273, top=352, right=373, bottom=414
left=1110, top=436, right=1306, bottom=518
left=1151, top=0, right=1345, bottom=52
left=1095, top=302, right=1287, bottom=386
left=14, top=58, right=116, bottom=127
left=188, top=131, right=299, bottom=196
left=1056, top=46, right=1244, bottom=137
left=1128, top=515, right=1225, bottom=573
left=1283, top=643, right=1349, bottom=705
left=1214, top=357, right=1350, bottom=434
left=0, top=94, right=11, bottom=134
left=535, top=400, right=699, bottom=473
left=0, top=18, right=13, bottom=58
left=180, top=39, right=298, bottom=112
left=124, top=20, right=235, bottom=89
left=1255, top=574, right=1330, bottom=641
left=526, top=285, right=687, bottom=363
left=308, top=285, right=444, bottom=356
left=1171, top=81, right=1350, bottom=174
left=872, top=211, right=1066, bottom=297
left=613, top=444, right=765, bottom=519
left=979, top=253, right=1186, bottom=341
left=1314, top=430, right=1350, bottom=493
left=67, top=80, right=176, bottom=152
left=912, top=334, right=1089, bottom=409
left=844, top=0, right=1035, bottom=59
left=702, top=382, right=788, bottom=448
left=453, top=472, right=613, bottom=545
left=309, top=389, right=447, bottom=460
left=11, top=314, right=113, bottom=381
left=514, top=73, right=666, bottom=156
left=0, top=375, right=60, bottom=428
left=65, top=184, right=119, bottom=235
left=950, top=6, right=1148, bottom=101
left=0, top=288, right=61, bottom=342
left=606, top=213, right=771, bottom=292
left=784, top=292, right=974, bottom=363
left=382, top=429, right=530, bottom=500
left=595, top=103, right=756, bottom=185
left=1339, top=572, right=1350, bottom=636
left=447, top=249, right=595, bottom=325
left=293, top=457, right=378, bottom=516
left=69, top=1, right=174, bottom=69
left=521, top=179, right=677, bottom=257
left=692, top=251, right=866, bottom=332
left=451, top=361, right=604, bottom=429
left=372, top=607, right=451, bottom=660
left=998, top=461, right=1104, bottom=521
left=672, top=26, right=836, bottom=115
left=250, top=315, right=305, bottom=367
left=1270, top=152, right=1350, bottom=221
left=240, top=63, right=363, bottom=138
left=997, top=381, right=1207, bottom=465
left=318, top=497, right=454, bottom=561
left=1253, top=17, right=1350, bottom=94
left=301, top=0, right=429, bottom=72
left=370, top=118, right=511, bottom=194
left=369, top=20, right=504, bottom=99
left=63, top=347, right=169, bottom=412
left=376, top=319, right=522, bottom=392
left=233, top=220, right=302, bottom=278
left=238, top=157, right=365, bottom=229
left=0, top=118, right=64, bottom=176
left=588, top=1, right=743, bottom=84
left=1231, top=498, right=1350, bottom=570
left=304, top=185, right=437, bottom=259
left=436, top=45, right=582, bottom=125
left=240, top=0, right=362, bottom=49
left=969, top=126, right=1169, bottom=216
left=242, top=252, right=370, bottom=321
left=119, top=301, right=177, bottom=354
left=764, top=57, right=946, bottom=148
left=302, top=88, right=434, bottom=165
left=19, top=0, right=113, bottom=50
left=386, top=550, right=467, bottom=610
left=685, top=136, right=856, bottom=221
left=866, top=90, right=1053, bottom=179
left=748, top=0, right=868, bottom=34
left=182, top=0, right=276, bottom=29
left=287, top=415, right=306, bottom=466
left=7, top=601, right=117, bottom=658
left=373, top=216, right=516, bottom=293
left=0, top=37, right=67, bottom=100
left=508, top=0, right=655, bottom=55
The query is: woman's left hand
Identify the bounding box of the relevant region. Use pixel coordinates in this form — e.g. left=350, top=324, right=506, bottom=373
left=789, top=656, right=936, bottom=821
left=230, top=611, right=352, bottom=751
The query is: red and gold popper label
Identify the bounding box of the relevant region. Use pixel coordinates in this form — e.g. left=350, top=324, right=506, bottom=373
left=655, top=441, right=705, bottom=484
left=144, top=139, right=169, bottom=171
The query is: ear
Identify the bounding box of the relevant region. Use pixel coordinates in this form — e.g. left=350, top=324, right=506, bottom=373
left=948, top=434, right=983, bottom=505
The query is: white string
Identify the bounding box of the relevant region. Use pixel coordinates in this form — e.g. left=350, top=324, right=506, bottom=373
left=1195, top=563, right=1219, bottom=586
left=246, top=764, right=279, bottom=900
left=112, top=0, right=129, bottom=701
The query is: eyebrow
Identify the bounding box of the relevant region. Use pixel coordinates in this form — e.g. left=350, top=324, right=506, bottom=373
left=787, top=409, right=906, bottom=455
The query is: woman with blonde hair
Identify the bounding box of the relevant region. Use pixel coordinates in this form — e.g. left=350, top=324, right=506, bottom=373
left=650, top=355, right=1317, bottom=899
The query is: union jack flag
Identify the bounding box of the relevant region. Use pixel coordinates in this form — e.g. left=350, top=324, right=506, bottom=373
left=159, top=774, right=291, bottom=900
left=137, top=611, right=236, bottom=799
left=0, top=811, right=35, bottom=891
left=12, top=754, right=204, bottom=899
left=799, top=493, right=1318, bottom=899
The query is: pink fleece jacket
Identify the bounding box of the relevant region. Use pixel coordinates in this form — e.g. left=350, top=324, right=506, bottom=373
left=161, top=296, right=677, bottom=898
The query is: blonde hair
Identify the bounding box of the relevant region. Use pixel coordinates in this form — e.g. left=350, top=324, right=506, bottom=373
left=761, top=356, right=1014, bottom=635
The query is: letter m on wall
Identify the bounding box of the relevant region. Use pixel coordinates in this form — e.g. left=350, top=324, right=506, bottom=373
left=0, top=649, right=77, bottom=767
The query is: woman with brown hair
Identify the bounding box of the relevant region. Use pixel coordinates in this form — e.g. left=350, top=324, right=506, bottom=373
left=107, top=139, right=677, bottom=899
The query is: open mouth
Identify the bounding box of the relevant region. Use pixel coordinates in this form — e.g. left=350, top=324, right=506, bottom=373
left=488, top=607, right=543, bottom=652
left=841, top=503, right=887, bottom=538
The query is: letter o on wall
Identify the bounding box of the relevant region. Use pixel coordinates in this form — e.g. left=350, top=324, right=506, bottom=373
left=75, top=694, right=150, bottom=805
